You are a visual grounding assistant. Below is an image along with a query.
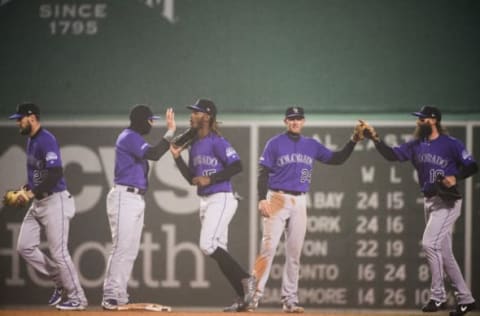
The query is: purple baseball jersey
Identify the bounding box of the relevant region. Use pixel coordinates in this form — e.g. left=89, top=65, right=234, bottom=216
left=26, top=128, right=66, bottom=192
left=188, top=133, right=240, bottom=196
left=393, top=134, right=476, bottom=193
left=259, top=133, right=333, bottom=192
left=114, top=128, right=151, bottom=190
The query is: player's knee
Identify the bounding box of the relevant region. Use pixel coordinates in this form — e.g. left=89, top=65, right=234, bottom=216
left=48, top=245, right=74, bottom=265
left=201, top=246, right=215, bottom=256
left=200, top=248, right=215, bottom=256
left=16, top=242, right=35, bottom=258
left=259, top=244, right=276, bottom=258
left=421, top=240, right=435, bottom=252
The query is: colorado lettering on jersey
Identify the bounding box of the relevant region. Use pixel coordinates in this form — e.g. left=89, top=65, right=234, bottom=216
left=193, top=155, right=218, bottom=167
left=276, top=153, right=313, bottom=167
left=416, top=153, right=448, bottom=168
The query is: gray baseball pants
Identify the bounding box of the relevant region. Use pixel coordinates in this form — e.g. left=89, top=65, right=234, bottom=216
left=422, top=196, right=474, bottom=304
left=103, top=186, right=145, bottom=305
left=253, top=191, right=307, bottom=305
left=17, top=191, right=87, bottom=306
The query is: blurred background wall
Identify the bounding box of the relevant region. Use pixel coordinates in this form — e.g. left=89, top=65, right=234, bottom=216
left=0, top=0, right=479, bottom=117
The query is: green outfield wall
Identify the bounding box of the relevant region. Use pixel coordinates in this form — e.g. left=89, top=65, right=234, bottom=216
left=1, top=0, right=479, bottom=118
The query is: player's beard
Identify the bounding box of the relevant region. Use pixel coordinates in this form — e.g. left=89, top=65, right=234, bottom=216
left=414, top=123, right=432, bottom=139
left=20, top=122, right=32, bottom=135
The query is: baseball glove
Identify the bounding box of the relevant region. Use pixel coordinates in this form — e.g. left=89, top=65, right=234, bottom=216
left=351, top=120, right=366, bottom=142
left=3, top=188, right=31, bottom=208
left=435, top=175, right=462, bottom=202
left=360, top=120, right=380, bottom=142
left=172, top=127, right=197, bottom=147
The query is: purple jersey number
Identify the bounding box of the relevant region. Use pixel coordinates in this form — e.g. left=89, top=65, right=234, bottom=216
left=189, top=133, right=240, bottom=196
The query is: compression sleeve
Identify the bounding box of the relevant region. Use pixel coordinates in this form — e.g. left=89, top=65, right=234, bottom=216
left=374, top=140, right=399, bottom=161
left=257, top=165, right=270, bottom=200
left=456, top=162, right=478, bottom=181
left=326, top=140, right=356, bottom=165
left=32, top=167, right=63, bottom=198
left=174, top=155, right=193, bottom=184
left=210, top=160, right=242, bottom=184
left=144, top=139, right=170, bottom=161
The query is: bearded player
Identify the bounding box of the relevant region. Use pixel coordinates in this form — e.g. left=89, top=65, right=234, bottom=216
left=249, top=106, right=363, bottom=313
left=362, top=106, right=477, bottom=316
left=8, top=103, right=88, bottom=310
left=169, top=99, right=256, bottom=312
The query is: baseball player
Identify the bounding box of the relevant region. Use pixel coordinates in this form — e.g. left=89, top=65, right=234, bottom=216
left=8, top=103, right=88, bottom=310
left=249, top=106, right=363, bottom=313
left=362, top=106, right=477, bottom=316
left=169, top=99, right=256, bottom=312
left=102, top=105, right=176, bottom=310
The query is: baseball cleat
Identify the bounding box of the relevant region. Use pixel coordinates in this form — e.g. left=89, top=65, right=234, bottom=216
left=101, top=299, right=119, bottom=310
left=245, top=293, right=260, bottom=312
left=422, top=299, right=447, bottom=312
left=449, top=302, right=475, bottom=316
left=223, top=297, right=247, bottom=312
left=282, top=302, right=304, bottom=313
left=48, top=287, right=63, bottom=306
left=56, top=300, right=86, bottom=310
left=241, top=275, right=256, bottom=306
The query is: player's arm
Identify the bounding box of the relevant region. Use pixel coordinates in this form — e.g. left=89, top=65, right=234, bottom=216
left=210, top=160, right=242, bottom=184
left=170, top=145, right=194, bottom=184
left=361, top=121, right=399, bottom=161
left=31, top=167, right=63, bottom=199
left=257, top=165, right=270, bottom=201
left=456, top=161, right=478, bottom=181
left=32, top=135, right=65, bottom=199
left=257, top=164, right=272, bottom=217
left=174, top=156, right=194, bottom=184
left=144, top=138, right=170, bottom=160
left=373, top=141, right=399, bottom=161
left=325, top=140, right=356, bottom=165
left=439, top=140, right=479, bottom=188
left=437, top=162, right=478, bottom=191
left=144, top=108, right=176, bottom=161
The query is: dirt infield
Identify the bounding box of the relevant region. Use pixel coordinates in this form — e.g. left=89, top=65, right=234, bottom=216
left=1, top=308, right=480, bottom=316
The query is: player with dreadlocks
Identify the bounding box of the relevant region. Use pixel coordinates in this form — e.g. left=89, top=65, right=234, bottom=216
left=169, top=99, right=256, bottom=312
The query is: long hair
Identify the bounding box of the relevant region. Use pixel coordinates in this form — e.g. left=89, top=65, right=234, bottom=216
left=210, top=116, right=221, bottom=136
left=437, top=121, right=448, bottom=135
